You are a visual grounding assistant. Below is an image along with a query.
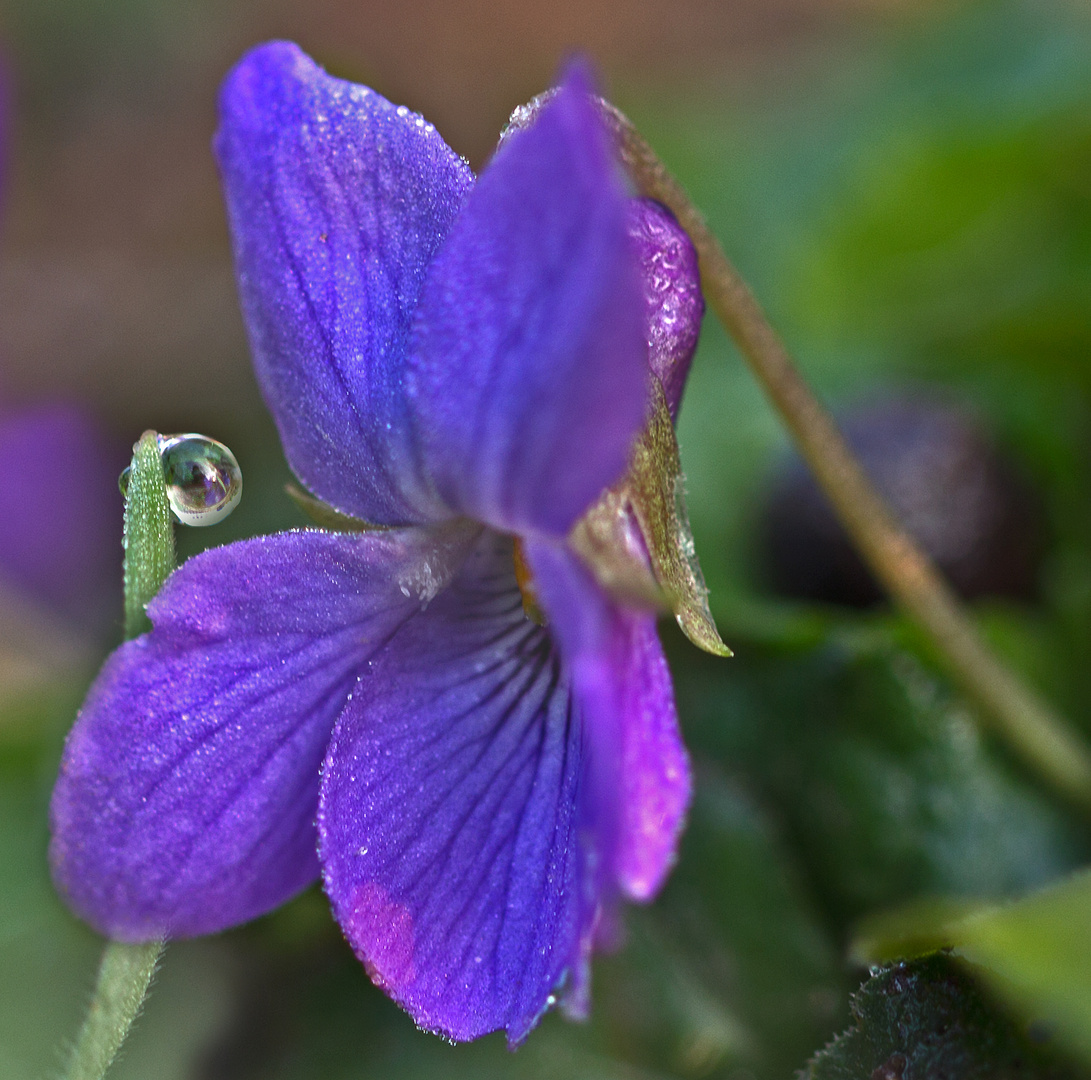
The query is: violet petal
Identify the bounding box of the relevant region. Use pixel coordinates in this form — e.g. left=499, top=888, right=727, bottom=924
left=525, top=536, right=689, bottom=904
left=318, top=531, right=588, bottom=1045
left=50, top=526, right=475, bottom=940
left=628, top=199, right=704, bottom=421
left=215, top=42, right=473, bottom=525
left=407, top=70, right=647, bottom=537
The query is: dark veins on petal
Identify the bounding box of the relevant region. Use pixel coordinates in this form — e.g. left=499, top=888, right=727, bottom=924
left=319, top=531, right=588, bottom=1045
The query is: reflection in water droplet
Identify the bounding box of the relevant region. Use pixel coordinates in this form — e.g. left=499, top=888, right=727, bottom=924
left=158, top=433, right=242, bottom=527
left=120, top=436, right=242, bottom=527
left=158, top=434, right=242, bottom=526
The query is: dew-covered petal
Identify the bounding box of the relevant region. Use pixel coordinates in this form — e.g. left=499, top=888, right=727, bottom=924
left=524, top=538, right=690, bottom=906
left=629, top=198, right=704, bottom=421
left=50, top=525, right=477, bottom=940
left=215, top=42, right=473, bottom=525
left=319, top=532, right=590, bottom=1045
left=407, top=69, right=647, bottom=537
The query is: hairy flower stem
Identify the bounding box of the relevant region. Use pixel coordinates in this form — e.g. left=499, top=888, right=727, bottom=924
left=63, top=940, right=163, bottom=1080
left=602, top=102, right=1091, bottom=811
left=122, top=431, right=176, bottom=639
left=62, top=431, right=171, bottom=1080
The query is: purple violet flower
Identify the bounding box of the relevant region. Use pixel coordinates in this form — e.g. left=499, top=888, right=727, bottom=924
left=50, top=42, right=711, bottom=1045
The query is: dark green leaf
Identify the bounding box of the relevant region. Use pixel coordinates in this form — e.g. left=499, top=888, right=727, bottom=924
left=854, top=871, right=1091, bottom=1067
left=803, top=953, right=1084, bottom=1080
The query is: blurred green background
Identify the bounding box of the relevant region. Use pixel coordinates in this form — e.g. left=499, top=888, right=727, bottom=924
left=2, top=0, right=1091, bottom=1076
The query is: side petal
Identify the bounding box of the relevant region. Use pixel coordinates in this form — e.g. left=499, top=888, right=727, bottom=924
left=524, top=539, right=690, bottom=904
left=215, top=42, right=474, bottom=525
left=318, top=532, right=589, bottom=1045
left=50, top=525, right=476, bottom=940
left=407, top=68, right=647, bottom=537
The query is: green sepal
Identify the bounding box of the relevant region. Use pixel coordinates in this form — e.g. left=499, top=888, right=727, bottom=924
left=285, top=484, right=388, bottom=532
left=573, top=379, right=730, bottom=655
left=122, top=430, right=176, bottom=640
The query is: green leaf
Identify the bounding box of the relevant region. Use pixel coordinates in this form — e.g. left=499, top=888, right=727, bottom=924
left=803, top=953, right=1083, bottom=1080
left=854, top=870, right=1091, bottom=1068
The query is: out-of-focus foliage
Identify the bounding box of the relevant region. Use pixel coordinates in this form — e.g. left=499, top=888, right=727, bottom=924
left=676, top=637, right=1090, bottom=921
left=3, top=0, right=1091, bottom=1077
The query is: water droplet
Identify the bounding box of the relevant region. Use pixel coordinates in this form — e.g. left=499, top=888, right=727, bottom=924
left=396, top=104, right=409, bottom=118
left=158, top=433, right=242, bottom=527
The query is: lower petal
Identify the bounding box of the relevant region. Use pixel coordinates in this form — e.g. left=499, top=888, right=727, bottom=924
left=318, top=532, right=588, bottom=1045
left=50, top=525, right=475, bottom=940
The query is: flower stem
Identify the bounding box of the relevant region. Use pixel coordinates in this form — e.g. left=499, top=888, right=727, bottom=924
left=63, top=940, right=164, bottom=1080
left=62, top=430, right=173, bottom=1080
left=123, top=431, right=176, bottom=639
left=603, top=103, right=1091, bottom=811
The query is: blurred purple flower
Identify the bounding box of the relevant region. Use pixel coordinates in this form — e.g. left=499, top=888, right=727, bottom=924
left=0, top=54, right=123, bottom=637
left=0, top=402, right=124, bottom=633
left=50, top=43, right=705, bottom=1044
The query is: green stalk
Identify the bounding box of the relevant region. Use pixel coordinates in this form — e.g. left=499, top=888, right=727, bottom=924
left=63, top=940, right=164, bottom=1080
left=122, top=431, right=176, bottom=640
left=62, top=431, right=172, bottom=1080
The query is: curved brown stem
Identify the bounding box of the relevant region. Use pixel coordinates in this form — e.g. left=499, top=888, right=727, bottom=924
left=601, top=102, right=1091, bottom=811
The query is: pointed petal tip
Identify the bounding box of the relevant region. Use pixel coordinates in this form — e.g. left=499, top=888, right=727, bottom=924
left=556, top=54, right=601, bottom=100
left=215, top=40, right=311, bottom=145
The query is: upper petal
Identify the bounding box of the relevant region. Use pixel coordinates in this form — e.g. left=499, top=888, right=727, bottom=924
left=318, top=531, right=589, bottom=1045
left=50, top=525, right=476, bottom=940
left=406, top=68, right=647, bottom=537
left=215, top=42, right=474, bottom=525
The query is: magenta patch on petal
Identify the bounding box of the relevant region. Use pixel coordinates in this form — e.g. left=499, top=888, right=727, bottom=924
left=347, top=882, right=417, bottom=991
